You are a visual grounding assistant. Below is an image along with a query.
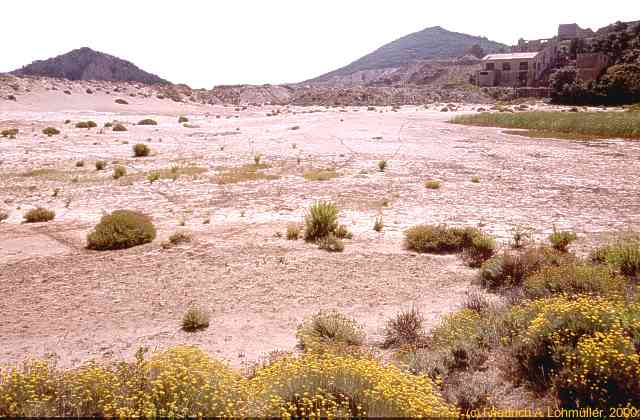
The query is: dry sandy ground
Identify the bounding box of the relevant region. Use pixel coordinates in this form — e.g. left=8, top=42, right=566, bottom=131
left=1, top=90, right=640, bottom=368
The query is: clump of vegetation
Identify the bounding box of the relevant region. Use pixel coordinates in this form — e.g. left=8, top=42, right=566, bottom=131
left=23, top=207, right=55, bottom=223
left=286, top=223, right=300, bottom=240
left=548, top=228, right=577, bottom=252
left=462, top=233, right=497, bottom=268
left=333, top=224, right=352, bottom=239
left=510, top=225, right=533, bottom=249
left=182, top=307, right=210, bottom=332
left=104, top=122, right=113, bottom=128
left=378, top=160, right=387, bottom=172
left=1, top=128, right=18, bottom=138
left=163, top=231, right=192, bottom=248
left=95, top=160, right=106, bottom=171
left=591, top=236, right=640, bottom=277
left=137, top=119, right=158, bottom=126
left=471, top=176, right=480, bottom=183
left=383, top=308, right=424, bottom=348
left=404, top=224, right=486, bottom=256
left=452, top=112, right=640, bottom=140
left=147, top=172, right=160, bottom=183
left=0, top=210, right=9, bottom=222
left=479, top=246, right=571, bottom=290
left=296, top=311, right=365, bottom=352
left=317, top=234, right=344, bottom=252
left=303, top=168, right=339, bottom=181
left=115, top=98, right=128, bottom=105
left=304, top=201, right=338, bottom=242
left=75, top=160, right=85, bottom=167
left=112, top=165, right=126, bottom=179
left=523, top=262, right=627, bottom=299
left=253, top=154, right=262, bottom=165
left=178, top=116, right=189, bottom=123
left=112, top=123, right=127, bottom=132
left=133, top=143, right=150, bottom=157
left=42, top=127, right=60, bottom=136
left=214, top=163, right=278, bottom=185
left=373, top=216, right=384, bottom=232
left=75, top=121, right=97, bottom=129
left=86, top=210, right=156, bottom=250
left=424, top=180, right=441, bottom=189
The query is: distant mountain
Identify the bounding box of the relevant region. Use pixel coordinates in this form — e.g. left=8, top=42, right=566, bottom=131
left=307, top=26, right=507, bottom=84
left=12, top=47, right=169, bottom=85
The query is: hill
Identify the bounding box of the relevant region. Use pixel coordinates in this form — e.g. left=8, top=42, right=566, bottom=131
left=307, top=26, right=507, bottom=84
left=11, top=47, right=169, bottom=85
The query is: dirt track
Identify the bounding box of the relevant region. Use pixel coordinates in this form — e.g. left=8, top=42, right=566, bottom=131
left=2, top=90, right=640, bottom=367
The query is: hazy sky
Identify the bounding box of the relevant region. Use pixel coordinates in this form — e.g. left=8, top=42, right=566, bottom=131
left=2, top=1, right=637, bottom=88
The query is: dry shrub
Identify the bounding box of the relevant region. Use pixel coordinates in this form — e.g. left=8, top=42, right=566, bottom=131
left=424, top=180, right=441, bottom=189
left=304, top=201, right=338, bottom=242
left=115, top=98, right=128, bottom=105
left=112, top=123, right=127, bottom=132
left=112, top=165, right=126, bottom=179
left=1, top=128, right=18, bottom=138
left=548, top=229, right=577, bottom=252
left=86, top=210, right=156, bottom=250
left=0, top=210, right=9, bottom=222
left=286, top=223, right=300, bottom=240
left=404, top=224, right=484, bottom=254
left=303, top=168, right=338, bottom=181
left=23, top=207, right=55, bottom=223
left=373, top=216, right=384, bottom=232
left=591, top=237, right=640, bottom=278
left=137, top=119, right=158, bottom=126
left=75, top=121, right=97, bottom=129
left=42, top=127, right=60, bottom=136
left=317, top=234, right=344, bottom=252
left=133, top=143, right=150, bottom=157
left=182, top=307, right=210, bottom=332
left=333, top=224, right=352, bottom=239
left=383, top=308, right=425, bottom=348
left=524, top=263, right=628, bottom=299
left=95, top=160, right=106, bottom=170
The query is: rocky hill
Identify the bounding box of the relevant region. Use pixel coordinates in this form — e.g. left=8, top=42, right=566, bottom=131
left=307, top=26, right=506, bottom=84
left=11, top=47, right=169, bottom=85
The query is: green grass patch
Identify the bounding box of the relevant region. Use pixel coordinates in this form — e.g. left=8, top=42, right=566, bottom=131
left=451, top=111, right=640, bottom=140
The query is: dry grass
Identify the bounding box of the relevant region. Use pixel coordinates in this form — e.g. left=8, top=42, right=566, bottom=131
left=215, top=163, right=278, bottom=185
left=303, top=168, right=339, bottom=181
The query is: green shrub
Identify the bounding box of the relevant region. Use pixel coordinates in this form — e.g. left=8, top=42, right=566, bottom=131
left=479, top=246, right=572, bottom=290
left=296, top=310, right=365, bottom=352
left=404, top=224, right=481, bottom=254
left=42, top=127, right=60, bottom=136
left=112, top=123, right=127, bottom=132
left=286, top=223, right=300, bottom=240
left=383, top=308, right=424, bottom=348
left=548, top=229, right=577, bottom=252
left=378, top=160, right=387, bottom=171
left=523, top=263, right=627, bottom=299
left=182, top=307, right=209, bottom=332
left=463, top=233, right=497, bottom=268
left=304, top=201, right=338, bottom=242
left=86, top=210, right=156, bottom=250
left=178, top=116, right=189, bottom=123
left=317, top=234, right=344, bottom=252
left=425, top=180, right=441, bottom=189
left=23, top=207, right=55, bottom=223
left=95, top=160, right=106, bottom=171
left=75, top=121, right=97, bottom=129
left=591, top=238, right=640, bottom=278
left=133, top=143, right=150, bottom=157
left=137, top=119, right=158, bottom=126
left=112, top=165, right=126, bottom=179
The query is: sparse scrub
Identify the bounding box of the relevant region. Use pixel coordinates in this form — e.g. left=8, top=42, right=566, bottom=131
left=404, top=224, right=482, bottom=254
left=303, top=168, right=338, bottom=182
left=23, top=207, right=55, bottom=223
left=471, top=176, right=480, bottom=183
left=373, top=216, right=384, bottom=232
left=296, top=310, right=365, bottom=351
left=333, top=224, right=352, bottom=239
left=317, top=234, right=344, bottom=252
left=424, top=179, right=441, bottom=189
left=95, top=160, right=106, bottom=171
left=137, top=119, right=158, bottom=126
left=378, top=160, right=387, bottom=172
left=214, top=163, right=277, bottom=185
left=523, top=263, right=627, bottom=299
left=1, top=128, right=18, bottom=138
left=304, top=201, right=338, bottom=242
left=383, top=308, right=424, bottom=348
left=182, top=307, right=210, bottom=332
left=548, top=229, right=577, bottom=252
left=86, top=210, right=156, bottom=250
left=112, top=165, right=126, bottom=179
left=510, top=225, right=533, bottom=249
left=178, top=116, right=189, bottom=123
left=42, top=127, right=60, bottom=136
left=0, top=210, right=9, bottom=222
left=115, top=98, right=128, bottom=105
left=133, top=143, right=150, bottom=157
left=591, top=237, right=640, bottom=277
left=75, top=121, right=97, bottom=129
left=75, top=160, right=84, bottom=167
left=112, top=123, right=127, bottom=132
left=462, top=233, right=497, bottom=268
left=286, top=223, right=300, bottom=240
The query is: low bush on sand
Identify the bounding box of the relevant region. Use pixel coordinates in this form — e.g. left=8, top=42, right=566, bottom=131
left=286, top=223, right=300, bottom=240
left=86, top=210, right=156, bottom=250
left=133, top=143, right=150, bottom=157
left=75, top=121, right=97, bottom=129
left=296, top=310, right=365, bottom=352
left=137, top=119, right=158, bottom=126
left=404, top=225, right=494, bottom=266
left=304, top=201, right=339, bottom=242
left=42, top=127, right=60, bottom=136
left=303, top=168, right=339, bottom=181
left=23, top=207, right=55, bottom=223
left=112, top=165, right=126, bottom=179
left=95, top=160, right=106, bottom=170
left=383, top=308, right=425, bottom=348
left=317, top=233, right=344, bottom=252
left=182, top=307, right=210, bottom=332
left=548, top=229, right=577, bottom=252
left=112, top=123, right=127, bottom=132
left=1, top=128, right=18, bottom=138
left=591, top=236, right=640, bottom=278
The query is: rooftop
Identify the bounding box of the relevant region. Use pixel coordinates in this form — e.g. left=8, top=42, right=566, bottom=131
left=482, top=52, right=539, bottom=61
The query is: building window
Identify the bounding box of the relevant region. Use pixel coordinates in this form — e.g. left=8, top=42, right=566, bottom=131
left=502, top=62, right=511, bottom=71
left=486, top=63, right=495, bottom=71
left=519, top=62, right=529, bottom=70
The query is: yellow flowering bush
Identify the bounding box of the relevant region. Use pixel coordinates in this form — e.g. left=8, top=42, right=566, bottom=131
left=250, top=352, right=458, bottom=418
left=0, top=359, right=56, bottom=417
left=506, top=295, right=640, bottom=406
